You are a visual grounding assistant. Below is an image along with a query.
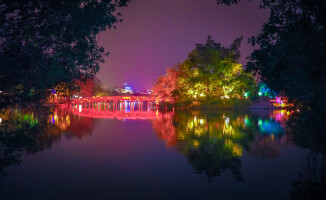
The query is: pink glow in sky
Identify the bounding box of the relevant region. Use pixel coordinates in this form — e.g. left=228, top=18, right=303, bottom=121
left=97, top=0, right=269, bottom=90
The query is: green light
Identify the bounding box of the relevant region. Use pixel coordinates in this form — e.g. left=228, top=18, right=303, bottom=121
left=244, top=92, right=249, bottom=98
left=258, top=92, right=262, bottom=96
left=258, top=119, right=263, bottom=127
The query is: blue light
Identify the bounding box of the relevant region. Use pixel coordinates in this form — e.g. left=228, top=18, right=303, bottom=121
left=258, top=119, right=284, bottom=135
left=125, top=86, right=131, bottom=90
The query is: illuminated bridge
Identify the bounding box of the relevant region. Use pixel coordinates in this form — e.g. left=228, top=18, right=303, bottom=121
left=70, top=96, right=173, bottom=111
left=70, top=109, right=174, bottom=120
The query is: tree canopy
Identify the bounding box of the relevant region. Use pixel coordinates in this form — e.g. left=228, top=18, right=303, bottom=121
left=0, top=0, right=130, bottom=105
left=152, top=67, right=179, bottom=100
left=153, top=36, right=256, bottom=107
left=216, top=0, right=326, bottom=113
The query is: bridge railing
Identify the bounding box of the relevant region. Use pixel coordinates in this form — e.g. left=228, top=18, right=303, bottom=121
left=70, top=96, right=173, bottom=104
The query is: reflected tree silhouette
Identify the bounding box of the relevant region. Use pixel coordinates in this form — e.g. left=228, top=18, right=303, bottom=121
left=289, top=151, right=326, bottom=200
left=0, top=106, right=97, bottom=175
left=288, top=115, right=326, bottom=199
left=153, top=111, right=255, bottom=181
left=152, top=110, right=293, bottom=182
left=0, top=108, right=54, bottom=175
left=152, top=112, right=177, bottom=147
left=177, top=134, right=244, bottom=182
left=0, top=106, right=304, bottom=187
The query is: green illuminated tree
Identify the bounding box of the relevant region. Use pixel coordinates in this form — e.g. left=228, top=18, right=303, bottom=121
left=176, top=36, right=256, bottom=106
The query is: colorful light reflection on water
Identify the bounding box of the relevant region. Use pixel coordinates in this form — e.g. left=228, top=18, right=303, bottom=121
left=1, top=107, right=325, bottom=200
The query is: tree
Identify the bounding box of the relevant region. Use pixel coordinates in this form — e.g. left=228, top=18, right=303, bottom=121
left=176, top=36, right=256, bottom=106
left=153, top=36, right=256, bottom=107
left=152, top=67, right=179, bottom=100
left=0, top=0, right=130, bottom=105
left=75, top=78, right=95, bottom=98
left=92, top=78, right=108, bottom=97
left=75, top=77, right=106, bottom=97
left=216, top=0, right=326, bottom=113
left=54, top=82, right=74, bottom=103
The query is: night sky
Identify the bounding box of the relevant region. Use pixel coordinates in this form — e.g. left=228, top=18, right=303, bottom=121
left=97, top=0, right=269, bottom=90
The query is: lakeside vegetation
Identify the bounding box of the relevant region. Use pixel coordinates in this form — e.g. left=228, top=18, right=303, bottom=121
left=0, top=0, right=324, bottom=115
left=0, top=1, right=326, bottom=199
left=216, top=0, right=326, bottom=114
left=153, top=36, right=261, bottom=109
left=0, top=0, right=130, bottom=107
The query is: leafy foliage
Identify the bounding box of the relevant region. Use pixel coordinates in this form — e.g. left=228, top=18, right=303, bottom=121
left=0, top=0, right=130, bottom=105
left=216, top=0, right=326, bottom=113
left=258, top=82, right=276, bottom=98
left=53, top=77, right=107, bottom=102
left=153, top=36, right=257, bottom=107
left=152, top=68, right=179, bottom=100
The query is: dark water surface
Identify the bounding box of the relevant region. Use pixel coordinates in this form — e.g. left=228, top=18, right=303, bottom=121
left=0, top=105, right=325, bottom=200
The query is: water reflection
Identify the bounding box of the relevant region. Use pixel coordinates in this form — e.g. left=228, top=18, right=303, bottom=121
left=1, top=106, right=326, bottom=199
left=0, top=106, right=98, bottom=175
left=288, top=117, right=326, bottom=199
left=71, top=101, right=166, bottom=120
left=48, top=108, right=99, bottom=138
left=0, top=107, right=57, bottom=175
left=289, top=150, right=326, bottom=200
left=152, top=110, right=292, bottom=181
left=0, top=107, right=293, bottom=178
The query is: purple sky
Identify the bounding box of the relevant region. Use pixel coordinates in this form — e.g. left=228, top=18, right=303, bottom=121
left=97, top=0, right=269, bottom=90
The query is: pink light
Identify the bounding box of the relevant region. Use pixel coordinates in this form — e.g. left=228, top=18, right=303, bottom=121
left=275, top=96, right=281, bottom=104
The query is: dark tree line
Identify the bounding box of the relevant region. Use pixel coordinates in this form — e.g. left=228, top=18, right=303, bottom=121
left=0, top=0, right=130, bottom=106
left=217, top=0, right=326, bottom=114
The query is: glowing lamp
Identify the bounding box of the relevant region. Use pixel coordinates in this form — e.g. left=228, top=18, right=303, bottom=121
left=244, top=92, right=249, bottom=98
left=258, top=92, right=262, bottom=96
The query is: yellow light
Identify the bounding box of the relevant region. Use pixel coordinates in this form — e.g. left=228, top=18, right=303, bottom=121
left=270, top=134, right=275, bottom=141
left=281, top=109, right=286, bottom=115
left=200, top=93, right=204, bottom=97
left=187, top=121, right=194, bottom=129
left=232, top=145, right=243, bottom=157
left=199, top=118, right=204, bottom=125
left=193, top=95, right=197, bottom=98
left=193, top=140, right=200, bottom=147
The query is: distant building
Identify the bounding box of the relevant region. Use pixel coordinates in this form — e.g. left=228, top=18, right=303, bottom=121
left=114, top=83, right=133, bottom=94
left=140, top=89, right=152, bottom=95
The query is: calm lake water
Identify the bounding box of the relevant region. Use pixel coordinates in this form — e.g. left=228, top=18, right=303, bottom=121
left=0, top=104, right=325, bottom=200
